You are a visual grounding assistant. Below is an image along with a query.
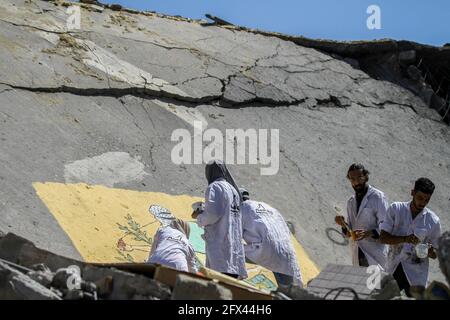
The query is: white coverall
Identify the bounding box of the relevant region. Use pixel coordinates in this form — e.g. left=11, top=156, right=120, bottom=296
left=197, top=178, right=248, bottom=279
left=241, top=200, right=303, bottom=286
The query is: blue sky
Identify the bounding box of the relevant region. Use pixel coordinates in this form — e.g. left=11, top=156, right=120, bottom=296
left=100, top=0, right=449, bottom=46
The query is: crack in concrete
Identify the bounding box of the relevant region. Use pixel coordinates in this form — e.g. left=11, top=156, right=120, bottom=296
left=118, top=96, right=158, bottom=172
left=83, top=42, right=112, bottom=89
left=373, top=100, right=417, bottom=114
left=0, top=87, right=13, bottom=94
left=2, top=15, right=377, bottom=109
left=139, top=99, right=160, bottom=173
left=280, top=149, right=329, bottom=227
left=0, top=18, right=74, bottom=35
left=0, top=110, right=17, bottom=121
left=171, top=75, right=216, bottom=86
left=2, top=79, right=415, bottom=113
left=0, top=81, right=218, bottom=103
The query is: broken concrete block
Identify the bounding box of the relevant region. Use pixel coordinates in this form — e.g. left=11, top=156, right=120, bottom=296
left=430, top=94, right=447, bottom=113
left=407, top=65, right=423, bottom=81
left=0, top=233, right=83, bottom=271
left=82, top=265, right=171, bottom=300
left=368, top=274, right=401, bottom=300
left=306, top=264, right=397, bottom=300
left=279, top=285, right=322, bottom=300
left=171, top=274, right=233, bottom=300
left=27, top=270, right=54, bottom=288
left=0, top=261, right=61, bottom=300
left=420, top=87, right=435, bottom=106
left=398, top=50, right=416, bottom=65
left=30, top=263, right=51, bottom=273
left=438, top=231, right=450, bottom=286
left=79, top=0, right=100, bottom=5
left=94, top=276, right=114, bottom=298
left=109, top=4, right=122, bottom=11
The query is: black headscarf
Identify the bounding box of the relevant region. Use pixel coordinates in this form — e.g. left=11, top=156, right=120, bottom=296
left=205, top=160, right=242, bottom=202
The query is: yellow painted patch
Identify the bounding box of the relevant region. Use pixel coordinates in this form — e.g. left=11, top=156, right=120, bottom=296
left=33, top=182, right=319, bottom=288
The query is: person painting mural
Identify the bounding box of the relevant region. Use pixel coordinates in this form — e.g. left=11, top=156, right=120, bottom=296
left=191, top=160, right=248, bottom=280
left=239, top=187, right=303, bottom=290
left=147, top=218, right=198, bottom=273
left=335, top=163, right=388, bottom=268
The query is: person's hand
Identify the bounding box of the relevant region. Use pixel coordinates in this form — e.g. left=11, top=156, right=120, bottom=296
left=428, top=247, right=437, bottom=259
left=353, top=229, right=372, bottom=241
left=405, top=234, right=420, bottom=245
left=340, top=228, right=351, bottom=238
left=335, top=215, right=346, bottom=227
left=191, top=211, right=199, bottom=219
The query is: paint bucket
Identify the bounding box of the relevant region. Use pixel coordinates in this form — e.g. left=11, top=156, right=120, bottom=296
left=415, top=243, right=429, bottom=259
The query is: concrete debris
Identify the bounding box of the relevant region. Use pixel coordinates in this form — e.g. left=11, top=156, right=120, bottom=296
left=0, top=233, right=171, bottom=300
left=368, top=275, right=401, bottom=300
left=205, top=14, right=234, bottom=26
left=0, top=261, right=61, bottom=300
left=82, top=265, right=171, bottom=300
left=171, top=274, right=233, bottom=300
left=0, top=230, right=449, bottom=300
left=276, top=285, right=322, bottom=300
left=27, top=269, right=54, bottom=288
left=407, top=65, right=423, bottom=82
left=306, top=264, right=401, bottom=300
left=109, top=4, right=122, bottom=11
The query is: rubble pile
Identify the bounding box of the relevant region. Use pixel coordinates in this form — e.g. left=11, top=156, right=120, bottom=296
left=1, top=232, right=449, bottom=300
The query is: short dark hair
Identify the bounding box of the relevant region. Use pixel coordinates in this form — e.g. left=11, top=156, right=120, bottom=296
left=414, top=177, right=435, bottom=195
left=239, top=187, right=250, bottom=201
left=347, top=163, right=370, bottom=178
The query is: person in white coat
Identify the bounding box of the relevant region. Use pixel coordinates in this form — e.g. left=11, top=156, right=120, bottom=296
left=380, top=177, right=441, bottom=297
left=239, top=188, right=303, bottom=289
left=335, top=163, right=388, bottom=268
left=191, top=160, right=247, bottom=280
left=147, top=218, right=198, bottom=273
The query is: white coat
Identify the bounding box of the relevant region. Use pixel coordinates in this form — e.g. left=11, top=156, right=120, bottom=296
left=197, top=178, right=248, bottom=279
left=147, top=226, right=197, bottom=273
left=241, top=200, right=303, bottom=286
left=380, top=201, right=441, bottom=287
left=347, top=185, right=389, bottom=268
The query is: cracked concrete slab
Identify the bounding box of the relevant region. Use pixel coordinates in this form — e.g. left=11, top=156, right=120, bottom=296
left=0, top=0, right=439, bottom=110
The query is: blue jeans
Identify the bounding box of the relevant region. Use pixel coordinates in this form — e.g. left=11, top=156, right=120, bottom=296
left=273, top=272, right=294, bottom=288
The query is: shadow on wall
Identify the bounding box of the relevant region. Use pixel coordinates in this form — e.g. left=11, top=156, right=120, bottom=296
left=326, top=227, right=349, bottom=246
